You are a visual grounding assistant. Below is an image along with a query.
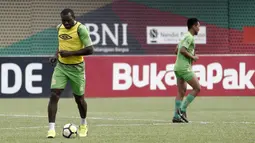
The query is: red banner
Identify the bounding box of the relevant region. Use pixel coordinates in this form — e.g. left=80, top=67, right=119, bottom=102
left=85, top=55, right=255, bottom=97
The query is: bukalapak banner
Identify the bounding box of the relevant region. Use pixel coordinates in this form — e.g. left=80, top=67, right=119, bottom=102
left=85, top=55, right=255, bottom=97
left=1, top=56, right=255, bottom=98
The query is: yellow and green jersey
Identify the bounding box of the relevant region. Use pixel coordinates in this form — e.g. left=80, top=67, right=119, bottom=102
left=174, top=32, right=195, bottom=71
left=57, top=21, right=92, bottom=64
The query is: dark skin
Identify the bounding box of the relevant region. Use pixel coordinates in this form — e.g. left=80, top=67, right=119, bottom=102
left=48, top=12, right=93, bottom=123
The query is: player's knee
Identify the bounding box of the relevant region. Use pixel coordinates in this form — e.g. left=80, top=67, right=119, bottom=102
left=50, top=90, right=61, bottom=101
left=183, top=88, right=187, bottom=94
left=74, top=95, right=83, bottom=104
left=74, top=97, right=80, bottom=104
left=179, top=90, right=185, bottom=96
left=194, top=85, right=201, bottom=93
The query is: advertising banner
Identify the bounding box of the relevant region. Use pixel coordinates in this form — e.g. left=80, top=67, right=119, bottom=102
left=1, top=56, right=255, bottom=97
left=147, top=26, right=206, bottom=44
left=0, top=57, right=72, bottom=97
left=86, top=55, right=255, bottom=97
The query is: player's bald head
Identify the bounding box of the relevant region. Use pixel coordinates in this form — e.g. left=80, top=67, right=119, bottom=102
left=60, top=8, right=75, bottom=29
left=61, top=8, right=75, bottom=19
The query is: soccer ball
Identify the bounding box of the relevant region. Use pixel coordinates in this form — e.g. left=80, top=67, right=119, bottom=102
left=62, top=123, right=78, bottom=138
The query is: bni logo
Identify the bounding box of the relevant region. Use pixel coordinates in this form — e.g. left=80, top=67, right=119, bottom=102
left=149, top=28, right=158, bottom=43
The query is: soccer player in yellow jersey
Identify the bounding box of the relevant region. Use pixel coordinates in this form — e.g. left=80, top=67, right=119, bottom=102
left=47, top=9, right=93, bottom=138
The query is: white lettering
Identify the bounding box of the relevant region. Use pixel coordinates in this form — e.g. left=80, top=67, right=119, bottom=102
left=122, top=24, right=128, bottom=46
left=207, top=63, right=223, bottom=90
left=165, top=64, right=176, bottom=86
left=102, top=23, right=118, bottom=46
left=85, top=23, right=128, bottom=46
left=1, top=63, right=22, bottom=94
left=112, top=63, right=132, bottom=90
left=223, top=69, right=239, bottom=89
left=150, top=63, right=166, bottom=90
left=192, top=64, right=206, bottom=89
left=239, top=63, right=255, bottom=89
left=112, top=62, right=255, bottom=90
left=25, top=63, right=43, bottom=94
left=133, top=65, right=149, bottom=88
left=85, top=23, right=100, bottom=45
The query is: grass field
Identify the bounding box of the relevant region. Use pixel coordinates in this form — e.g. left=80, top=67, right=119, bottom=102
left=0, top=97, right=254, bottom=143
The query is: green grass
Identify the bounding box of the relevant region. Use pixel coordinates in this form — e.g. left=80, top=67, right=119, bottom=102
left=0, top=97, right=254, bottom=143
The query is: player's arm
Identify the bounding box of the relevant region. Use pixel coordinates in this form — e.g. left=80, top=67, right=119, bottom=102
left=49, top=24, right=61, bottom=64
left=70, top=24, right=93, bottom=56
left=179, top=37, right=198, bottom=61
left=69, top=47, right=93, bottom=56
left=180, top=47, right=197, bottom=61
left=174, top=45, right=178, bottom=55
left=55, top=24, right=62, bottom=57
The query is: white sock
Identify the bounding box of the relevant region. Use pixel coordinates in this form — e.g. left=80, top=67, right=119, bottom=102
left=49, top=123, right=55, bottom=130
left=81, top=118, right=87, bottom=125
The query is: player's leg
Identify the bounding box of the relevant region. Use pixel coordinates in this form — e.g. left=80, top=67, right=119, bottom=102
left=47, top=64, right=67, bottom=138
left=68, top=63, right=88, bottom=137
left=74, top=93, right=88, bottom=137
left=179, top=72, right=201, bottom=122
left=47, top=89, right=63, bottom=137
left=74, top=94, right=87, bottom=123
left=173, top=71, right=187, bottom=123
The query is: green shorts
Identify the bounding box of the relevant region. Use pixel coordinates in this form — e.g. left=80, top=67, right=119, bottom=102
left=174, top=70, right=194, bottom=81
left=51, top=62, right=85, bottom=96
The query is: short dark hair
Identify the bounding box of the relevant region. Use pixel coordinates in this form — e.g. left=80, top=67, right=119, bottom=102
left=61, top=8, right=75, bottom=18
left=187, top=18, right=199, bottom=30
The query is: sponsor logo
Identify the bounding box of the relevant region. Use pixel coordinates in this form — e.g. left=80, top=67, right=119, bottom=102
left=112, top=62, right=255, bottom=90
left=85, top=23, right=129, bottom=53
left=59, top=34, right=72, bottom=40
left=147, top=26, right=206, bottom=44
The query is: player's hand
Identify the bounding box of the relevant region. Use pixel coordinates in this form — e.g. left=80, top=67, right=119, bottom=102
left=192, top=55, right=199, bottom=62
left=49, top=56, right=57, bottom=66
left=59, top=50, right=73, bottom=57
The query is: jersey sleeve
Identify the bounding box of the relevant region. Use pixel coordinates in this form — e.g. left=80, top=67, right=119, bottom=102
left=78, top=24, right=93, bottom=48
left=182, top=36, right=193, bottom=49
left=56, top=24, right=61, bottom=31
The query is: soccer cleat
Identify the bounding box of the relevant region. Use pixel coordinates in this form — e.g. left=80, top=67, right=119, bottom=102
left=172, top=117, right=185, bottom=123
left=181, top=110, right=187, bottom=119
left=47, top=130, right=56, bottom=138
left=177, top=109, right=189, bottom=123
left=78, top=125, right=88, bottom=137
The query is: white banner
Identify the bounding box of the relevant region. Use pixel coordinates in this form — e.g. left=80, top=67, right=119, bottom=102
left=147, top=26, right=206, bottom=44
